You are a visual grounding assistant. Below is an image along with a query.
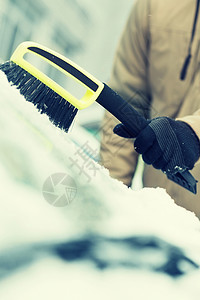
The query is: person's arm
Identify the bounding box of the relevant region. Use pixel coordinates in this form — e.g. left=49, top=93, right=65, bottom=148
left=100, top=0, right=151, bottom=186
left=109, top=0, right=151, bottom=116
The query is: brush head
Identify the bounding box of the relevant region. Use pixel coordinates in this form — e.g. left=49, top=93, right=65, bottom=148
left=0, top=41, right=104, bottom=132
left=0, top=61, right=78, bottom=132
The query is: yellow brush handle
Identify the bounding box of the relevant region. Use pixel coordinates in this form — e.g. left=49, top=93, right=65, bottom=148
left=11, top=41, right=104, bottom=110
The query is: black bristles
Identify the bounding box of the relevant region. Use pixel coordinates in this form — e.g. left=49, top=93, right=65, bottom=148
left=0, top=61, right=78, bottom=132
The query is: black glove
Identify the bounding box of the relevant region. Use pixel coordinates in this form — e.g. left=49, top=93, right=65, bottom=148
left=114, top=117, right=200, bottom=174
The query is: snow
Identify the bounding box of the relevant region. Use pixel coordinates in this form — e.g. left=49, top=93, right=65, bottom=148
left=0, top=1, right=199, bottom=298
left=0, top=65, right=200, bottom=298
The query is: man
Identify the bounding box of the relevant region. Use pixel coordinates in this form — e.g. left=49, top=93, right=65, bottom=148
left=100, top=0, right=200, bottom=218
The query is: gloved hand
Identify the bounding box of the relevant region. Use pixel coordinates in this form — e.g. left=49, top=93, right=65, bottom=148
left=113, top=117, right=200, bottom=174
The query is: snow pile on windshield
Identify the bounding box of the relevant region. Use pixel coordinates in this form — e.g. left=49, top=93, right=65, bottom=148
left=0, top=70, right=200, bottom=299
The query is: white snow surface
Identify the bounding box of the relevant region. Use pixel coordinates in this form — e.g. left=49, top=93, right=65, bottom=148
left=0, top=70, right=200, bottom=299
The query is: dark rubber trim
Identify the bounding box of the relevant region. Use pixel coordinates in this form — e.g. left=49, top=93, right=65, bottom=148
left=28, top=46, right=98, bottom=92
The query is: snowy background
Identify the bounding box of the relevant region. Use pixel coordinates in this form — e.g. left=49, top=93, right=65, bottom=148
left=1, top=0, right=200, bottom=299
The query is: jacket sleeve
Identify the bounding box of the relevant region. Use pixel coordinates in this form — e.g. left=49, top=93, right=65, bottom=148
left=99, top=0, right=151, bottom=187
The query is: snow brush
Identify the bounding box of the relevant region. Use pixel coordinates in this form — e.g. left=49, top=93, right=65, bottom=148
left=0, top=41, right=197, bottom=194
